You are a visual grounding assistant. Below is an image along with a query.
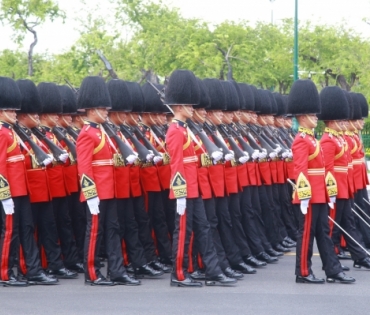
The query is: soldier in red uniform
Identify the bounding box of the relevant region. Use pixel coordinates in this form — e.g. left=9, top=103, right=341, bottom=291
left=319, top=86, right=370, bottom=269
left=106, top=79, right=164, bottom=278
left=0, top=77, right=57, bottom=286
left=124, top=82, right=172, bottom=266
left=16, top=79, right=77, bottom=280
left=76, top=76, right=139, bottom=286
left=288, top=79, right=355, bottom=284
left=165, top=70, right=236, bottom=287
left=36, top=83, right=82, bottom=275
left=56, top=85, right=86, bottom=268
left=349, top=93, right=370, bottom=247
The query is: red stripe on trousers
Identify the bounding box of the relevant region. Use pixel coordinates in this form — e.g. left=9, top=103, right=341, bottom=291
left=19, top=246, right=27, bottom=275
left=88, top=214, right=99, bottom=281
left=187, top=232, right=194, bottom=273
left=197, top=253, right=204, bottom=269
left=300, top=205, right=312, bottom=277
left=176, top=213, right=187, bottom=281
left=1, top=215, right=13, bottom=281
left=340, top=235, right=347, bottom=248
left=121, top=240, right=129, bottom=266
left=41, top=246, right=48, bottom=269
left=329, top=205, right=336, bottom=237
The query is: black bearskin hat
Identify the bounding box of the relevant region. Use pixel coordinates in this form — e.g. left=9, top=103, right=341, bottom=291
left=356, top=93, right=369, bottom=118
left=164, top=70, right=200, bottom=105
left=0, top=76, right=21, bottom=110
left=107, top=79, right=132, bottom=112
left=193, top=78, right=210, bottom=109
left=77, top=76, right=111, bottom=111
left=203, top=79, right=226, bottom=111
left=220, top=81, right=240, bottom=112
left=273, top=93, right=287, bottom=116
left=38, top=82, right=62, bottom=114
left=141, top=82, right=168, bottom=113
left=58, top=85, right=77, bottom=114
left=126, top=82, right=145, bottom=113
left=238, top=84, right=255, bottom=111
left=318, top=86, right=349, bottom=120
left=250, top=85, right=261, bottom=113
left=255, top=90, right=271, bottom=115
left=16, top=79, right=41, bottom=113
left=266, top=90, right=277, bottom=115
left=288, top=79, right=321, bottom=115
left=349, top=93, right=362, bottom=120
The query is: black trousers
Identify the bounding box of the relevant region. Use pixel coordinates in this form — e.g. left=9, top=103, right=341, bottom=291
left=162, top=189, right=176, bottom=240
left=0, top=196, right=42, bottom=279
left=295, top=203, right=342, bottom=277
left=132, top=196, right=158, bottom=263
left=258, top=185, right=282, bottom=246
left=31, top=201, right=64, bottom=270
left=84, top=198, right=126, bottom=280
left=67, top=192, right=86, bottom=262
left=227, top=193, right=252, bottom=257
left=354, top=188, right=370, bottom=247
left=271, top=184, right=289, bottom=240
left=249, top=186, right=274, bottom=252
left=147, top=191, right=172, bottom=263
left=215, top=196, right=245, bottom=264
left=239, top=187, right=266, bottom=255
left=203, top=197, right=233, bottom=270
left=116, top=198, right=146, bottom=268
left=277, top=184, right=298, bottom=241
left=172, top=197, right=222, bottom=280
left=52, top=197, right=79, bottom=266
left=330, top=198, right=366, bottom=261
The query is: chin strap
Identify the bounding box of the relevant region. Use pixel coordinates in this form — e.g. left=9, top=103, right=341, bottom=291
left=194, top=110, right=205, bottom=123
left=2, top=110, right=16, bottom=124
left=181, top=105, right=193, bottom=118
left=94, top=109, right=106, bottom=122
left=305, top=115, right=317, bottom=126
left=47, top=114, right=58, bottom=126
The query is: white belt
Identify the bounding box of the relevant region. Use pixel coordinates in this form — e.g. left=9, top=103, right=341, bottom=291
left=307, top=168, right=325, bottom=176
left=92, top=159, right=113, bottom=166
left=6, top=154, right=25, bottom=163
left=352, top=159, right=364, bottom=165
left=183, top=156, right=198, bottom=164
left=334, top=166, right=348, bottom=173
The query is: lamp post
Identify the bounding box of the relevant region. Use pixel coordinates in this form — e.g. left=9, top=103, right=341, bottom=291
left=270, top=0, right=276, bottom=24
left=293, top=0, right=298, bottom=81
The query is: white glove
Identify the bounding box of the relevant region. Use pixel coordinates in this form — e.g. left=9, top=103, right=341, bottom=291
left=146, top=152, right=154, bottom=161
left=58, top=152, right=69, bottom=163
left=328, top=196, right=336, bottom=209
left=126, top=154, right=138, bottom=165
left=274, top=145, right=282, bottom=153
left=300, top=199, right=310, bottom=215
left=287, top=150, right=293, bottom=159
left=239, top=153, right=249, bottom=164
left=282, top=151, right=290, bottom=158
left=176, top=198, right=186, bottom=216
left=42, top=156, right=53, bottom=166
left=2, top=198, right=14, bottom=215
left=211, top=151, right=223, bottom=162
left=259, top=150, right=267, bottom=159
left=252, top=150, right=260, bottom=160
left=224, top=153, right=234, bottom=161
left=87, top=197, right=100, bottom=215
left=153, top=154, right=163, bottom=164
left=269, top=151, right=277, bottom=159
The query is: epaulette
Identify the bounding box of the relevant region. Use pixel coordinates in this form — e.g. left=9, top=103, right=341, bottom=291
left=172, top=119, right=187, bottom=128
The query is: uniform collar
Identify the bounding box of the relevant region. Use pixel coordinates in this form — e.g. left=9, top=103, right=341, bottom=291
left=172, top=119, right=187, bottom=128
left=324, top=127, right=340, bottom=137
left=40, top=125, right=52, bottom=132
left=84, top=120, right=100, bottom=129
left=298, top=126, right=314, bottom=136
left=0, top=121, right=12, bottom=129
left=138, top=122, right=150, bottom=131
left=344, top=130, right=354, bottom=136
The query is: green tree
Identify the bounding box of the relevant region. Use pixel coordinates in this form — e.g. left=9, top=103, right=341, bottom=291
left=0, top=0, right=65, bottom=76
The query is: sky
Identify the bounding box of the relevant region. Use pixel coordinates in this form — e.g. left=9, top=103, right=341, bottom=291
left=1, top=0, right=370, bottom=54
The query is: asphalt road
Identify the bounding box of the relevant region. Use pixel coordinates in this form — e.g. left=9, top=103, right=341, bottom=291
left=1, top=252, right=369, bottom=315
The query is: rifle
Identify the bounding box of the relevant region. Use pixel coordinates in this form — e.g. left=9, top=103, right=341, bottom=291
left=102, top=122, right=136, bottom=161
left=52, top=126, right=77, bottom=161
left=133, top=125, right=161, bottom=157
left=13, top=123, right=51, bottom=166
left=186, top=119, right=221, bottom=156
left=31, top=126, right=67, bottom=162
left=217, top=123, right=249, bottom=161
left=203, top=121, right=232, bottom=156
left=119, top=124, right=152, bottom=162
left=96, top=50, right=118, bottom=79
left=66, top=126, right=79, bottom=141
left=227, top=123, right=256, bottom=157
left=247, top=124, right=276, bottom=155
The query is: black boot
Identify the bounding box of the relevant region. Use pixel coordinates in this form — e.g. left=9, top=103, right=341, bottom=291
left=149, top=260, right=171, bottom=273
left=296, top=274, right=324, bottom=284
left=231, top=263, right=256, bottom=274
left=135, top=264, right=164, bottom=278
left=170, top=274, right=202, bottom=287
left=256, top=252, right=278, bottom=263
left=266, top=248, right=283, bottom=257
left=111, top=273, right=141, bottom=285
left=28, top=272, right=59, bottom=285
left=205, top=273, right=237, bottom=286
left=353, top=257, right=370, bottom=269
left=46, top=268, right=78, bottom=279
left=243, top=255, right=267, bottom=267
left=223, top=267, right=244, bottom=280
left=326, top=272, right=355, bottom=284
left=274, top=244, right=291, bottom=253
left=190, top=270, right=206, bottom=280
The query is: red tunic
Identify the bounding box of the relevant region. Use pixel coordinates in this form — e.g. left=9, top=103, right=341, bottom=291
left=166, top=119, right=199, bottom=199
left=0, top=122, right=28, bottom=198
left=137, top=124, right=162, bottom=192
left=352, top=132, right=369, bottom=190
left=19, top=128, right=51, bottom=203
left=292, top=127, right=330, bottom=204
left=39, top=126, right=69, bottom=198
left=193, top=137, right=212, bottom=200
left=343, top=132, right=355, bottom=195
left=76, top=121, right=115, bottom=201
left=320, top=130, right=351, bottom=199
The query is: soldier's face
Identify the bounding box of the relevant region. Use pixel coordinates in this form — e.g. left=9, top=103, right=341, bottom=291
left=232, top=111, right=241, bottom=122
left=194, top=108, right=207, bottom=123
left=0, top=110, right=17, bottom=124
left=208, top=110, right=223, bottom=125
left=222, top=112, right=233, bottom=124
left=275, top=116, right=284, bottom=127
left=156, top=113, right=167, bottom=125
left=58, top=114, right=72, bottom=127
left=302, top=114, right=318, bottom=128
left=284, top=117, right=292, bottom=128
